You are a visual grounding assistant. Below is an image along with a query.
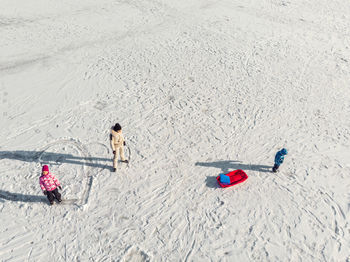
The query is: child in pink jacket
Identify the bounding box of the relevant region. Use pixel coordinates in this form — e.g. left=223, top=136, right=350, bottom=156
left=39, top=165, right=62, bottom=205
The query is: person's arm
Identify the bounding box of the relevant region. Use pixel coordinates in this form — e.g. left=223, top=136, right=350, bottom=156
left=110, top=134, right=116, bottom=152
left=122, top=134, right=126, bottom=146
left=52, top=174, right=62, bottom=190
left=275, top=153, right=283, bottom=165
left=280, top=156, right=284, bottom=164
left=39, top=178, right=46, bottom=192
left=53, top=174, right=60, bottom=187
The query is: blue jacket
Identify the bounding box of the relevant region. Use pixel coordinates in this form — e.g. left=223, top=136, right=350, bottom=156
left=274, top=150, right=285, bottom=165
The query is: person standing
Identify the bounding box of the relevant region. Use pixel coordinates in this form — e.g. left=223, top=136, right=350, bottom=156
left=39, top=165, right=62, bottom=205
left=272, top=148, right=288, bottom=173
left=110, top=123, right=128, bottom=172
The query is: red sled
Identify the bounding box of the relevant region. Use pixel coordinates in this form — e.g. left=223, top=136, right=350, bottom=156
left=216, top=169, right=248, bottom=188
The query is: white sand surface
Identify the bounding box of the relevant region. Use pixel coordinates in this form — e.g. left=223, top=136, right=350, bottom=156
left=1, top=0, right=349, bottom=261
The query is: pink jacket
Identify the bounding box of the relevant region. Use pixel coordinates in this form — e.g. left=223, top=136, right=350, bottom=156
left=39, top=173, right=60, bottom=192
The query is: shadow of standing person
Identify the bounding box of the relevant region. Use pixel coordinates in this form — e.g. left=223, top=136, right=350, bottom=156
left=0, top=150, right=110, bottom=169
left=195, top=160, right=271, bottom=173
left=0, top=189, right=47, bottom=204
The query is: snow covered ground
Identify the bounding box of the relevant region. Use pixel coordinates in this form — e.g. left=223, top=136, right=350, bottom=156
left=1, top=0, right=350, bottom=261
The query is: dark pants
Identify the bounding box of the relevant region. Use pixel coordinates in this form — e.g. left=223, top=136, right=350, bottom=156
left=272, top=164, right=279, bottom=172
left=47, top=188, right=61, bottom=203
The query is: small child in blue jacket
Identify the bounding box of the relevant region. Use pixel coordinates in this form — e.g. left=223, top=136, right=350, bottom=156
left=272, top=148, right=288, bottom=172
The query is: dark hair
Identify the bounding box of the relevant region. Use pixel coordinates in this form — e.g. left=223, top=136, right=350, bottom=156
left=113, top=123, right=122, bottom=131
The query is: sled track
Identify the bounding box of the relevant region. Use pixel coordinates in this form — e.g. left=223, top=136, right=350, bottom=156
left=0, top=139, right=120, bottom=207
left=125, top=145, right=131, bottom=167
left=38, top=139, right=109, bottom=207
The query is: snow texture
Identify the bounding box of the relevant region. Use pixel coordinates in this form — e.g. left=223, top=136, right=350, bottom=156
left=0, top=0, right=350, bottom=261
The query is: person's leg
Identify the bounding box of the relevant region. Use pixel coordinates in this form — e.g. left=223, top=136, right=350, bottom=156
left=272, top=164, right=279, bottom=172
left=113, top=149, right=119, bottom=169
left=119, top=146, right=126, bottom=161
left=52, top=188, right=62, bottom=202
left=120, top=146, right=129, bottom=163
left=46, top=190, right=55, bottom=204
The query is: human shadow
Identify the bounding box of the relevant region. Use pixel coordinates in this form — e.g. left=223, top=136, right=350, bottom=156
left=0, top=150, right=112, bottom=170
left=195, top=160, right=272, bottom=173
left=0, top=189, right=47, bottom=204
